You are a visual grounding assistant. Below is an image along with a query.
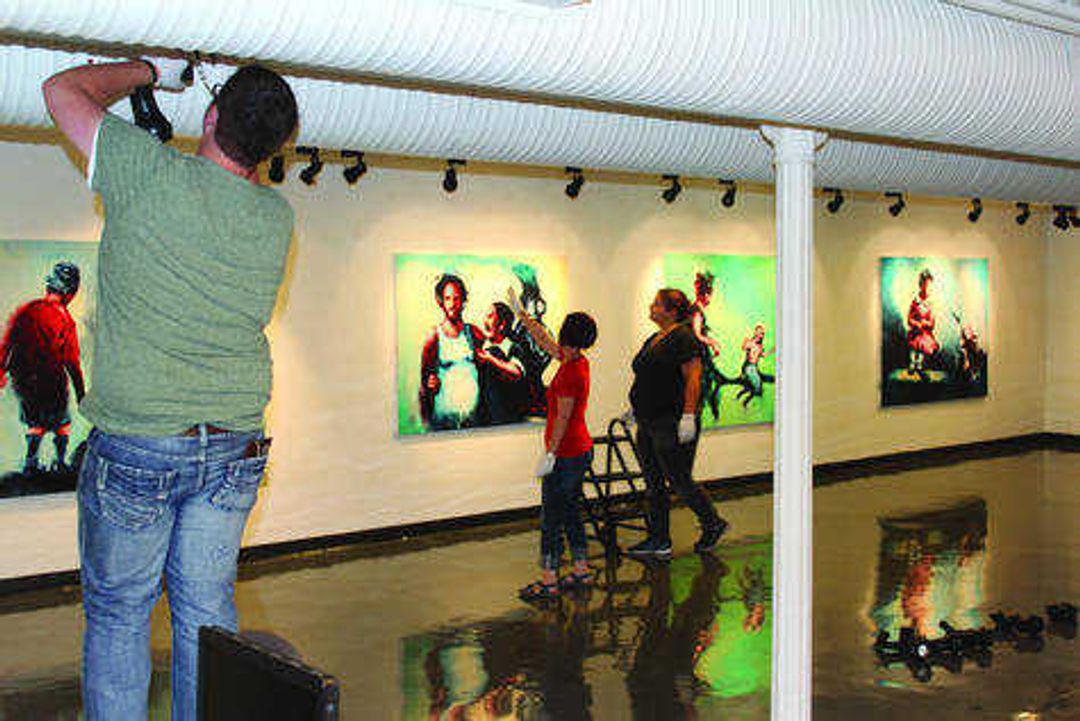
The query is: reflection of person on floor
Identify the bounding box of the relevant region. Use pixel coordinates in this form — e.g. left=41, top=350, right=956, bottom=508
left=476, top=302, right=527, bottom=426
left=689, top=271, right=731, bottom=422
left=739, top=564, right=767, bottom=634
left=0, top=261, right=86, bottom=475
left=735, top=323, right=774, bottom=408
left=906, top=269, right=938, bottom=380
left=536, top=598, right=594, bottom=721
left=627, top=556, right=728, bottom=718
left=420, top=273, right=485, bottom=430
left=627, top=289, right=727, bottom=560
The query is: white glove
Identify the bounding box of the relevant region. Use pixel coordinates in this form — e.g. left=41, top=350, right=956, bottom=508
left=535, top=451, right=556, bottom=478
left=507, top=286, right=525, bottom=318
left=145, top=56, right=193, bottom=91
left=677, top=414, right=697, bottom=444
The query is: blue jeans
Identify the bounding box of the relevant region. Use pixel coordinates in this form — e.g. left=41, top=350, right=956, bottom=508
left=540, top=451, right=592, bottom=570
left=77, top=425, right=267, bottom=721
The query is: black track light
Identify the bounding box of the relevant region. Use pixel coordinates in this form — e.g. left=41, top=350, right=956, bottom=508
left=342, top=150, right=367, bottom=185
left=967, top=197, right=983, bottom=223
left=661, top=174, right=682, bottom=204
left=268, top=155, right=285, bottom=184
left=825, top=187, right=844, bottom=214
left=719, top=179, right=737, bottom=208
left=886, top=191, right=906, bottom=217
left=1015, top=202, right=1031, bottom=226
left=443, top=159, right=465, bottom=194
left=1052, top=205, right=1071, bottom=231
left=565, top=166, right=585, bottom=199
left=296, top=146, right=323, bottom=186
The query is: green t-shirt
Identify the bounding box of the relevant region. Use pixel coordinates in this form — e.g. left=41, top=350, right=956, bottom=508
left=81, top=114, right=293, bottom=435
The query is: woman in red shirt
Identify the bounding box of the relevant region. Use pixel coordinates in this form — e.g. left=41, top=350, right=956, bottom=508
left=509, top=289, right=597, bottom=601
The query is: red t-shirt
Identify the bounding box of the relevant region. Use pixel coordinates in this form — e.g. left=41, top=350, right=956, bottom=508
left=544, top=354, right=592, bottom=458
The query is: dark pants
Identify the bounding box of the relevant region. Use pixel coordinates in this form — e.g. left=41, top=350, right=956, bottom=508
left=635, top=417, right=720, bottom=543
left=540, top=451, right=592, bottom=570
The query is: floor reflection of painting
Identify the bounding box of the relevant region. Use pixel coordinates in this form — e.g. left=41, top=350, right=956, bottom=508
left=870, top=498, right=988, bottom=638
left=400, top=540, right=772, bottom=720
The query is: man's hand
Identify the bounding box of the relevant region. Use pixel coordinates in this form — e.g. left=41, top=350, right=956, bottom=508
left=677, top=413, right=697, bottom=444
left=425, top=373, right=440, bottom=393
left=144, top=56, right=194, bottom=92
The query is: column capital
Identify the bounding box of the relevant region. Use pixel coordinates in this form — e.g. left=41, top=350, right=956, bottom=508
left=760, top=125, right=828, bottom=164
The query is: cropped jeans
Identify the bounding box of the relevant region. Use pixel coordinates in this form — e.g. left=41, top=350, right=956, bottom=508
left=539, top=450, right=593, bottom=571
left=77, top=425, right=267, bottom=721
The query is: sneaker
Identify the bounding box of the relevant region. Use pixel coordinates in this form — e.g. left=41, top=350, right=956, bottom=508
left=625, top=538, right=673, bottom=560
left=694, top=519, right=729, bottom=553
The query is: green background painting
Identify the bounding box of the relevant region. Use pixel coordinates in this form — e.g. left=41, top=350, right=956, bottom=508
left=880, top=257, right=989, bottom=406
left=0, top=241, right=97, bottom=494
left=395, top=253, right=568, bottom=436
left=662, top=253, right=776, bottom=428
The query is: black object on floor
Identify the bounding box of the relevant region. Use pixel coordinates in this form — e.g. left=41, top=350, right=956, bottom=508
left=197, top=626, right=339, bottom=721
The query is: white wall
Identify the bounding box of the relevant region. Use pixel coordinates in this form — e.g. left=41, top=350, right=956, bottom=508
left=1045, top=231, right=1079, bottom=434
left=0, top=139, right=1067, bottom=580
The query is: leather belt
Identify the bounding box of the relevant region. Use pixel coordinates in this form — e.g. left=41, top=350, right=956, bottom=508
left=179, top=423, right=232, bottom=437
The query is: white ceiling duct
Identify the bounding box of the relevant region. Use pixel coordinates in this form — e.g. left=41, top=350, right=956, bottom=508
left=1, top=44, right=1078, bottom=203
left=1, top=0, right=1076, bottom=163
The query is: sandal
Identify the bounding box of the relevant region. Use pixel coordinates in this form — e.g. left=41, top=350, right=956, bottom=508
left=559, top=570, right=594, bottom=589
left=518, top=580, right=559, bottom=602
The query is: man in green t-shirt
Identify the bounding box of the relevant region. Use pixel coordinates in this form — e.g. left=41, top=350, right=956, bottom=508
left=43, top=58, right=297, bottom=721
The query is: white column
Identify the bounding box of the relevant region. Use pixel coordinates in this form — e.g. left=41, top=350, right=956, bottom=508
left=759, top=125, right=824, bottom=721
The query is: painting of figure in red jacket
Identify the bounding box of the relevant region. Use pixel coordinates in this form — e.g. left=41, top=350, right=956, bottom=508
left=1, top=243, right=96, bottom=496
left=881, top=257, right=988, bottom=406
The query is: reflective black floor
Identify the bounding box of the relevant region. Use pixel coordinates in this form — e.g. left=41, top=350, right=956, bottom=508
left=0, top=450, right=1076, bottom=720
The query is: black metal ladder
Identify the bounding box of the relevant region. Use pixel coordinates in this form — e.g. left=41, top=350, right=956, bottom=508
left=580, top=417, right=650, bottom=556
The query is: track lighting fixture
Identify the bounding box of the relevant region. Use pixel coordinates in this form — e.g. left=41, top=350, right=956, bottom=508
left=824, top=187, right=844, bottom=214
left=1052, top=205, right=1071, bottom=231
left=296, top=146, right=323, bottom=186
left=342, top=150, right=367, bottom=185
left=885, top=191, right=905, bottom=217
left=268, top=155, right=285, bottom=184
left=1014, top=202, right=1030, bottom=226
left=1071, top=206, right=1080, bottom=228
left=661, top=175, right=682, bottom=204
left=719, top=179, right=737, bottom=208
left=564, top=167, right=585, bottom=199
left=443, top=159, right=466, bottom=194
left=967, top=197, right=982, bottom=223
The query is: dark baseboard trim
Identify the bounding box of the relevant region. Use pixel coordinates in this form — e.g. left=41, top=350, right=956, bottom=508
left=2, top=431, right=1074, bottom=600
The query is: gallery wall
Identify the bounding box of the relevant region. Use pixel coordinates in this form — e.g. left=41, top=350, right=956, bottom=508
left=0, top=137, right=1070, bottom=579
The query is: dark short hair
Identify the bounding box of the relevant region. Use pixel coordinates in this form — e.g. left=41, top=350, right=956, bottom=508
left=492, top=301, right=514, bottom=330
left=656, top=288, right=692, bottom=322
left=919, top=269, right=934, bottom=285
left=45, top=261, right=80, bottom=296
left=214, top=65, right=298, bottom=168
left=434, top=273, right=467, bottom=305
left=694, top=271, right=714, bottom=296
left=558, top=312, right=597, bottom=349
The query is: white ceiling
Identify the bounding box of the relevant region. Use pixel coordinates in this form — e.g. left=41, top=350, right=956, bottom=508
left=1, top=0, right=1077, bottom=203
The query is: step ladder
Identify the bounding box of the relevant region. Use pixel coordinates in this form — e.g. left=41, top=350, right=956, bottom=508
left=581, top=417, right=650, bottom=556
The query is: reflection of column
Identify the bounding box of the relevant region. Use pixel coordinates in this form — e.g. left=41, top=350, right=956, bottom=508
left=760, top=125, right=824, bottom=721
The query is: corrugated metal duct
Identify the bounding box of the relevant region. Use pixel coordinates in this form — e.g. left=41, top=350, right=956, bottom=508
left=1, top=0, right=1076, bottom=163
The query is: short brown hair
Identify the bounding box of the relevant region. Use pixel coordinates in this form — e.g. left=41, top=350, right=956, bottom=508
left=214, top=65, right=298, bottom=168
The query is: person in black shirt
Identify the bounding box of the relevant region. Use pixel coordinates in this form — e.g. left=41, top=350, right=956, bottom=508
left=626, top=289, right=727, bottom=558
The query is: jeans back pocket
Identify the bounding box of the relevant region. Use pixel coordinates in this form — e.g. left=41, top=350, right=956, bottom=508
left=210, top=456, right=268, bottom=513
left=95, top=458, right=175, bottom=531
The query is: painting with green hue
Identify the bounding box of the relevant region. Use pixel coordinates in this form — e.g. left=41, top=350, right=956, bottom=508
left=662, top=253, right=775, bottom=428
left=395, top=253, right=568, bottom=436
left=0, top=241, right=97, bottom=498
left=881, top=257, right=988, bottom=406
